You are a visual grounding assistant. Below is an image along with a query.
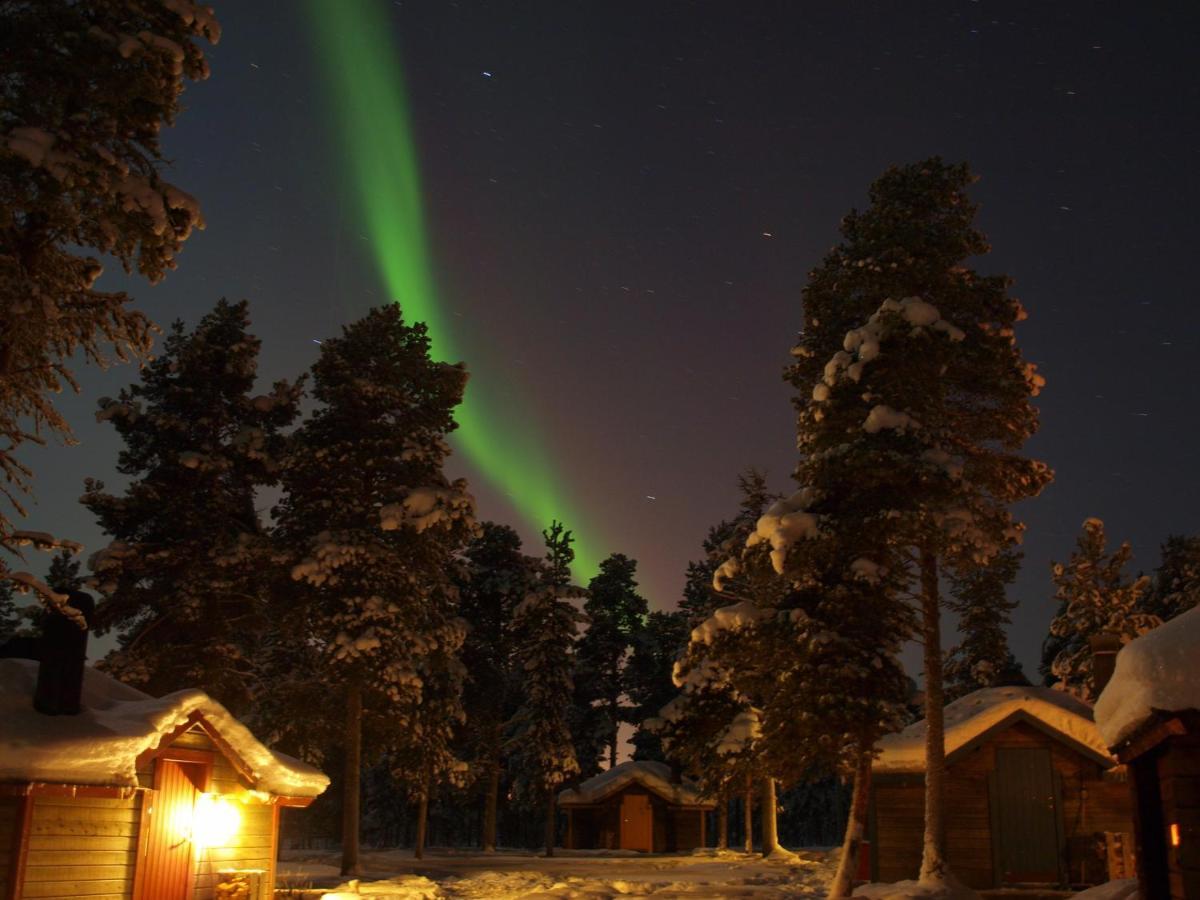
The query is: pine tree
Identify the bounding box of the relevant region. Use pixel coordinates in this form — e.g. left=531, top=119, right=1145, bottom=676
left=944, top=548, right=1021, bottom=701
left=775, top=158, right=1052, bottom=888
left=625, top=610, right=688, bottom=762
left=575, top=553, right=648, bottom=769
left=273, top=305, right=478, bottom=875
left=1047, top=518, right=1156, bottom=701
left=1144, top=534, right=1200, bottom=622
left=1, top=1, right=218, bottom=596
left=509, top=521, right=585, bottom=857
left=82, top=299, right=300, bottom=711
left=455, top=522, right=540, bottom=851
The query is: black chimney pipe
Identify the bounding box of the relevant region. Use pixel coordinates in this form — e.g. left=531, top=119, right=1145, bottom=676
left=1089, top=632, right=1122, bottom=699
left=34, top=591, right=94, bottom=716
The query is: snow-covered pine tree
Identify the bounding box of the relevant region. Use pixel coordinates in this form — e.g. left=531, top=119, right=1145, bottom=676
left=1145, top=534, right=1200, bottom=622
left=1047, top=517, right=1156, bottom=701
left=775, top=159, right=1052, bottom=889
left=680, top=470, right=776, bottom=626
left=509, top=521, right=585, bottom=857
left=944, top=548, right=1022, bottom=701
left=625, top=609, right=688, bottom=762
left=273, top=305, right=478, bottom=876
left=455, top=522, right=540, bottom=851
left=82, top=299, right=300, bottom=711
left=0, top=1, right=218, bottom=601
left=575, top=553, right=648, bottom=769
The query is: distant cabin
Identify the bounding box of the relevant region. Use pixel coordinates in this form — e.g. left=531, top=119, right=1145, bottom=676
left=1096, top=607, right=1200, bottom=900
left=869, top=685, right=1133, bottom=889
left=0, top=658, right=328, bottom=900
left=557, top=761, right=715, bottom=853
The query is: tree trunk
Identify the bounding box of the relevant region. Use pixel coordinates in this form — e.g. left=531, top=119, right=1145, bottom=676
left=482, top=751, right=500, bottom=853
left=761, top=777, right=780, bottom=857
left=414, top=775, right=429, bottom=861
left=340, top=681, right=362, bottom=877
left=918, top=546, right=949, bottom=884
left=717, top=799, right=729, bottom=850
left=743, top=773, right=754, bottom=853
left=830, top=746, right=873, bottom=898
left=544, top=790, right=557, bottom=857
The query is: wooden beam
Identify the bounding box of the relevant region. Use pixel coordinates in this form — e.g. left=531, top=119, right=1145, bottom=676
left=0, top=783, right=143, bottom=799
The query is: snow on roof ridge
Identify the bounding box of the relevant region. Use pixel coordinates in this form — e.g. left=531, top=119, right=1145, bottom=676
left=874, top=684, right=1112, bottom=772
left=558, top=760, right=711, bottom=807
left=1095, top=606, right=1200, bottom=748
left=0, top=658, right=328, bottom=798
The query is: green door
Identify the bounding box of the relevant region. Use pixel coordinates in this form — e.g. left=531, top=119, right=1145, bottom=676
left=992, top=748, right=1062, bottom=884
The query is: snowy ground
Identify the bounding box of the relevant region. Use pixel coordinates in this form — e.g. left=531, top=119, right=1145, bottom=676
left=276, top=846, right=837, bottom=898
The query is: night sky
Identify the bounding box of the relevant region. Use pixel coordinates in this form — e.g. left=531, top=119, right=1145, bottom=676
left=28, top=1, right=1200, bottom=677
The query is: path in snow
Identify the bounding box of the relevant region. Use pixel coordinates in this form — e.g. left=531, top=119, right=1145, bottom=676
left=276, top=846, right=837, bottom=898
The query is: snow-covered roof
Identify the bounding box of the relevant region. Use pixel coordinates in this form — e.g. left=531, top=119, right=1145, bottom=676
left=1095, top=606, right=1200, bottom=749
left=874, top=685, right=1114, bottom=773
left=0, top=659, right=328, bottom=798
left=557, top=761, right=713, bottom=807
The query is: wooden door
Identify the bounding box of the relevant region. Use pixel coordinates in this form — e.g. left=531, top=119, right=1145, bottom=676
left=138, top=759, right=206, bottom=900
left=620, top=794, right=653, bottom=852
left=992, top=748, right=1063, bottom=884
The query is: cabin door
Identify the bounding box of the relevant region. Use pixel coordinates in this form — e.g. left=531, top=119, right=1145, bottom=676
left=992, top=748, right=1063, bottom=884
left=139, top=759, right=206, bottom=900
left=619, top=794, right=653, bottom=852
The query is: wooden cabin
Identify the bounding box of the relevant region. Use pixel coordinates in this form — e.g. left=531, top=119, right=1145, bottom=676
left=0, top=657, right=328, bottom=900
left=1096, top=607, right=1200, bottom=900
left=557, top=761, right=715, bottom=853
left=869, top=685, right=1133, bottom=889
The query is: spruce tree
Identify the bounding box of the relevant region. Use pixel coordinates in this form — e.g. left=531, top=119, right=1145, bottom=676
left=83, top=299, right=300, bottom=710
left=274, top=305, right=478, bottom=875
left=455, top=522, right=539, bottom=851
left=626, top=609, right=688, bottom=762
left=509, top=521, right=585, bottom=857
left=1, top=1, right=218, bottom=594
left=0, top=579, right=20, bottom=640
left=45, top=549, right=83, bottom=594
left=576, top=553, right=648, bottom=769
left=1145, top=534, right=1200, bottom=622
left=944, top=548, right=1021, bottom=701
left=775, top=158, right=1052, bottom=888
left=1046, top=517, right=1156, bottom=701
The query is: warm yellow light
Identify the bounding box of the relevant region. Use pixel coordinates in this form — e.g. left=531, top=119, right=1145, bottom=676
left=1170, top=823, right=1181, bottom=848
left=193, top=793, right=240, bottom=849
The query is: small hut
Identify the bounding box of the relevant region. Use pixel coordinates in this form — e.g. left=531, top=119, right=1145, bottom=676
left=557, top=761, right=715, bottom=852
left=1096, top=606, right=1200, bottom=900
left=869, top=685, right=1133, bottom=889
left=0, top=657, right=328, bottom=900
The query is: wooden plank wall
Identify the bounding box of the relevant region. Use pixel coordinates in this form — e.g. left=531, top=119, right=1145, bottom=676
left=873, top=722, right=1134, bottom=889
left=21, top=793, right=141, bottom=899
left=136, top=725, right=277, bottom=900
left=669, top=808, right=704, bottom=851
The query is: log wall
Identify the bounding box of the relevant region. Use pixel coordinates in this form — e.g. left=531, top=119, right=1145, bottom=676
left=1159, top=734, right=1200, bottom=900
left=872, top=721, right=1133, bottom=889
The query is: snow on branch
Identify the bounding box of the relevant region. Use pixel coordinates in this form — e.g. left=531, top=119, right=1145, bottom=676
left=7, top=572, right=86, bottom=629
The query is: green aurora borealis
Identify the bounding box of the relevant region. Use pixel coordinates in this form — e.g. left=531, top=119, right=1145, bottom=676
left=305, top=0, right=600, bottom=578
